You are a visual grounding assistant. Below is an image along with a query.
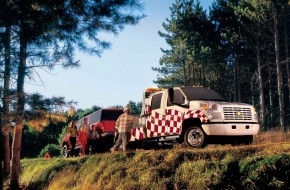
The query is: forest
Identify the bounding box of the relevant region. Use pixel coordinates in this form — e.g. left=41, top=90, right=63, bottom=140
left=1, top=0, right=290, bottom=189
left=153, top=0, right=290, bottom=131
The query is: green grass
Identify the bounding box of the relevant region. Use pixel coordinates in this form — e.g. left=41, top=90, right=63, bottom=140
left=19, top=132, right=290, bottom=190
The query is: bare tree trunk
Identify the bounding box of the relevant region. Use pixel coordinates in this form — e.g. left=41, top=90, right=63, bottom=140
left=237, top=58, right=241, bottom=102
left=10, top=123, right=23, bottom=190
left=181, top=51, right=186, bottom=86
left=257, top=39, right=265, bottom=130
left=202, top=65, right=205, bottom=86
left=192, top=62, right=195, bottom=85
left=3, top=25, right=12, bottom=178
left=269, top=68, right=274, bottom=127
left=189, top=61, right=194, bottom=85
left=0, top=131, right=3, bottom=190
left=10, top=27, right=27, bottom=190
left=285, top=25, right=290, bottom=115
left=3, top=130, right=10, bottom=176
left=273, top=6, right=285, bottom=131
left=1, top=2, right=12, bottom=188
left=199, top=66, right=202, bottom=86
left=233, top=57, right=241, bottom=102
left=251, top=79, right=255, bottom=106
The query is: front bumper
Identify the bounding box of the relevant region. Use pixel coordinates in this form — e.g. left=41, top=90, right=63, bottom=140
left=202, top=123, right=259, bottom=136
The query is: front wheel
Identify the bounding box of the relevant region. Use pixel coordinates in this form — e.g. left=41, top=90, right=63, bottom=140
left=184, top=126, right=206, bottom=148
left=62, top=144, right=69, bottom=158
left=232, top=135, right=253, bottom=146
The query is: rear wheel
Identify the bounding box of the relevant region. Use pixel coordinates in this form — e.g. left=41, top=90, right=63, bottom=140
left=87, top=144, right=93, bottom=155
left=232, top=135, right=253, bottom=146
left=184, top=126, right=206, bottom=148
left=243, top=135, right=253, bottom=145
left=62, top=144, right=69, bottom=158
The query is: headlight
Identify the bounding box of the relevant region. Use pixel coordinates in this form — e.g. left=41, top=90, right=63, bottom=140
left=253, top=112, right=258, bottom=121
left=200, top=103, right=209, bottom=110
left=212, top=104, right=220, bottom=111
left=207, top=109, right=214, bottom=120
left=252, top=107, right=258, bottom=121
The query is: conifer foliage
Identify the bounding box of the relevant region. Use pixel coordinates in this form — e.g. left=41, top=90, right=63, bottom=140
left=154, top=0, right=290, bottom=131
left=0, top=0, right=144, bottom=189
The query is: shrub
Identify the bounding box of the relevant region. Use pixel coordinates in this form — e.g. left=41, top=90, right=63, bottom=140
left=58, top=125, right=68, bottom=146
left=39, top=144, right=60, bottom=158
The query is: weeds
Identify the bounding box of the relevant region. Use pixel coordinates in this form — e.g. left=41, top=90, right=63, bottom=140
left=19, top=132, right=290, bottom=190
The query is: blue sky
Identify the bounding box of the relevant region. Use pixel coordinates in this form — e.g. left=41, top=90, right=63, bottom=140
left=25, top=0, right=214, bottom=110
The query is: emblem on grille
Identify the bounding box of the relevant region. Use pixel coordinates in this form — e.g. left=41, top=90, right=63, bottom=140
left=236, top=111, right=242, bottom=116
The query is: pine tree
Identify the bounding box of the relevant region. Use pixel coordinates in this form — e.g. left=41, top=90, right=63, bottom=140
left=0, top=0, right=144, bottom=188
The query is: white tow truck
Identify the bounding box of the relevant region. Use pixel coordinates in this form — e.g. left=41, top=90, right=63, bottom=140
left=129, top=86, right=259, bottom=148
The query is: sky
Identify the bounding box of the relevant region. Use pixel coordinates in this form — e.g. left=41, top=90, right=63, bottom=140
left=25, top=0, right=214, bottom=110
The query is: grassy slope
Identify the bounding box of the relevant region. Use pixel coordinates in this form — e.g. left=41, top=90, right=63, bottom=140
left=19, top=132, right=290, bottom=190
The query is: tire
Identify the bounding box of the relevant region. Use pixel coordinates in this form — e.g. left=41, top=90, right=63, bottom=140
left=241, top=135, right=253, bottom=145
left=62, top=144, right=69, bottom=158
left=231, top=135, right=253, bottom=146
left=184, top=126, right=206, bottom=148
left=88, top=144, right=93, bottom=155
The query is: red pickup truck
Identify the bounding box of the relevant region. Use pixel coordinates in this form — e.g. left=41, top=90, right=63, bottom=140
left=62, top=108, right=123, bottom=157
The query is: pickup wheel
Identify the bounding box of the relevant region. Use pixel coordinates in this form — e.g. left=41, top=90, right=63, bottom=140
left=184, top=126, right=206, bottom=148
left=87, top=144, right=93, bottom=155
left=62, top=144, right=69, bottom=158
left=232, top=135, right=253, bottom=146
left=242, top=135, right=253, bottom=145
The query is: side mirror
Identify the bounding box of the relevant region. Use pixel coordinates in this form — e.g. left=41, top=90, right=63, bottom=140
left=168, top=88, right=174, bottom=103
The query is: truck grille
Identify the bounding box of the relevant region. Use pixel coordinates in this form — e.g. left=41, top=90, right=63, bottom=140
left=223, top=107, right=252, bottom=120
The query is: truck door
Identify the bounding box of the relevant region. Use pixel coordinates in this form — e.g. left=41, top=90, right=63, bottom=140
left=146, top=92, right=168, bottom=138
left=165, top=89, right=186, bottom=135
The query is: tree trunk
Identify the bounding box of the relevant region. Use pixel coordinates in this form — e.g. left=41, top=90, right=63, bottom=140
left=269, top=68, right=274, bottom=128
left=251, top=79, right=255, bottom=106
left=10, top=124, right=23, bottom=190
left=0, top=131, right=3, bottom=190
left=199, top=66, right=202, bottom=86
left=233, top=56, right=240, bottom=102
left=10, top=26, right=27, bottom=190
left=3, top=25, right=12, bottom=177
left=285, top=25, right=290, bottom=117
left=192, top=62, right=195, bottom=85
left=3, top=129, right=11, bottom=176
left=182, top=51, right=186, bottom=86
left=202, top=65, right=205, bottom=86
left=188, top=63, right=191, bottom=85
left=236, top=58, right=241, bottom=102
left=257, top=38, right=265, bottom=130
left=273, top=6, right=285, bottom=131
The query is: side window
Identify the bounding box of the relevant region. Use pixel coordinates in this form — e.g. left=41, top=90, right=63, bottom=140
left=167, top=90, right=185, bottom=106
left=151, top=93, right=162, bottom=110
left=175, top=90, right=185, bottom=104
left=90, top=112, right=101, bottom=124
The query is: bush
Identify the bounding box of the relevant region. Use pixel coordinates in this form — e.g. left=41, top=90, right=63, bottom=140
left=39, top=144, right=60, bottom=158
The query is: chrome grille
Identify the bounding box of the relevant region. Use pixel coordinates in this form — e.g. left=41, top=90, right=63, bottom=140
left=223, top=107, right=252, bottom=120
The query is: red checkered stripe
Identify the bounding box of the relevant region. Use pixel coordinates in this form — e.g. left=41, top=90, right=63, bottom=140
left=130, top=127, right=145, bottom=141
left=183, top=110, right=208, bottom=123
left=166, top=109, right=183, bottom=135
left=146, top=110, right=167, bottom=137
left=130, top=109, right=208, bottom=141
left=130, top=110, right=168, bottom=141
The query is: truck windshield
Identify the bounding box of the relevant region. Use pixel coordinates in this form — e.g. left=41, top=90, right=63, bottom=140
left=181, top=87, right=224, bottom=101
left=101, top=110, right=123, bottom=120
